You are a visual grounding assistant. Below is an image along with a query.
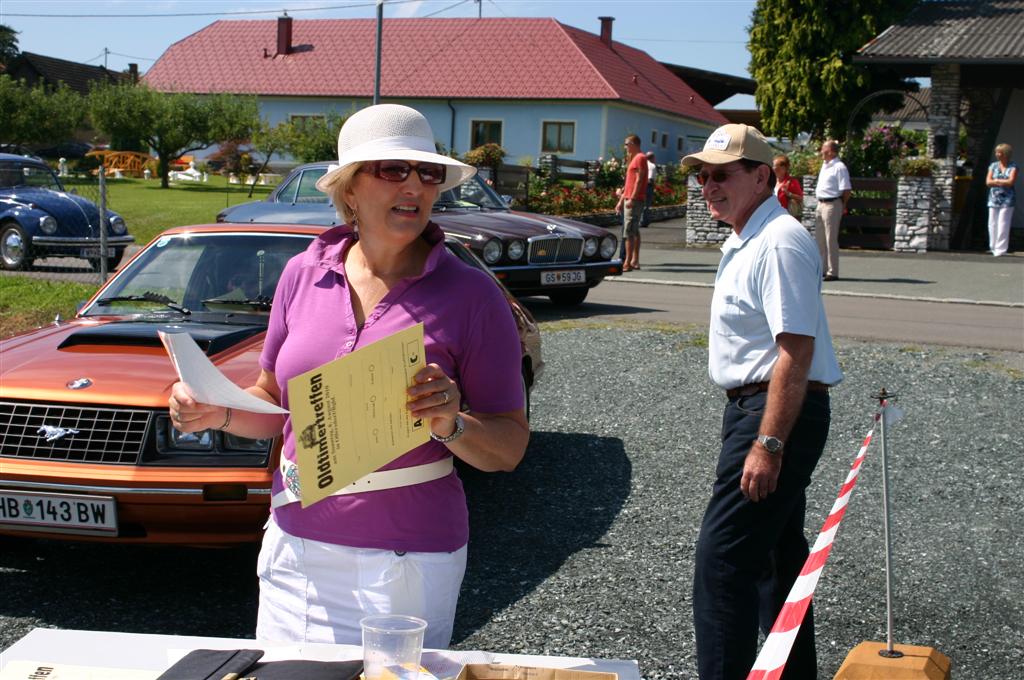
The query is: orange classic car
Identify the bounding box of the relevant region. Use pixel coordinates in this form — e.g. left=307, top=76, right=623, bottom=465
left=0, top=223, right=543, bottom=546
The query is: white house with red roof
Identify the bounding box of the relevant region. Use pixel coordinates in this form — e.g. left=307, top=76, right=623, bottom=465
left=144, top=15, right=727, bottom=164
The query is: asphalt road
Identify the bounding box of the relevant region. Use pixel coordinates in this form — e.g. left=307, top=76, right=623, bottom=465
left=522, top=281, right=1024, bottom=352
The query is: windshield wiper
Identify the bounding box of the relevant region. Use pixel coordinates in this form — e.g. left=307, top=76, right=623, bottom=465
left=202, top=295, right=273, bottom=311
left=435, top=199, right=482, bottom=211
left=94, top=292, right=190, bottom=315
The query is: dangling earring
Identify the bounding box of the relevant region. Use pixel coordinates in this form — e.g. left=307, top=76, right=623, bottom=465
left=349, top=206, right=358, bottom=231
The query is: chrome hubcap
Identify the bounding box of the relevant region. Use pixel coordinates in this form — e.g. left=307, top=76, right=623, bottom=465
left=2, top=229, right=24, bottom=265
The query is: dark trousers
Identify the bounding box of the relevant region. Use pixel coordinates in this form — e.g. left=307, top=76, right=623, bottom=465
left=693, top=390, right=831, bottom=680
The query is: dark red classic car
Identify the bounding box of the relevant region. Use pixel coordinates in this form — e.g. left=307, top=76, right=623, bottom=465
left=217, top=162, right=621, bottom=306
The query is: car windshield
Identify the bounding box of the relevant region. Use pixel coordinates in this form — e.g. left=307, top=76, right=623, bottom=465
left=81, top=232, right=313, bottom=319
left=0, top=161, right=62, bottom=191
left=436, top=174, right=508, bottom=210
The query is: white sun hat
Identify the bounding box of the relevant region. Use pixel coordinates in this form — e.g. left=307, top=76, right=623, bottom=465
left=315, top=104, right=476, bottom=194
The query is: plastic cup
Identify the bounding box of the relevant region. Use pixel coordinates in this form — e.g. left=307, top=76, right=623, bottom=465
left=360, top=614, right=428, bottom=680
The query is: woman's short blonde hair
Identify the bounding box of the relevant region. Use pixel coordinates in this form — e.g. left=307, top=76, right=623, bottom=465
left=319, top=163, right=364, bottom=224
left=995, top=143, right=1013, bottom=160
left=772, top=154, right=790, bottom=167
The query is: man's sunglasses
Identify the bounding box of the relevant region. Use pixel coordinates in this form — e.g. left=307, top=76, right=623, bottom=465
left=696, top=166, right=748, bottom=186
left=361, top=160, right=447, bottom=185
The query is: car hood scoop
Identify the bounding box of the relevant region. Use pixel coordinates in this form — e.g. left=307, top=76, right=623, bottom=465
left=57, top=322, right=264, bottom=355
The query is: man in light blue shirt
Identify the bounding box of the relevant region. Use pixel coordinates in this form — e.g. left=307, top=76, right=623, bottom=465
left=682, top=124, right=843, bottom=680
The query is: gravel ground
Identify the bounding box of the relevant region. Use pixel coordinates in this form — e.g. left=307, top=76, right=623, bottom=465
left=1, top=324, right=1022, bottom=678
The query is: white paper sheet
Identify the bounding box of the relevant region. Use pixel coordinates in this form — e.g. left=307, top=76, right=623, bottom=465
left=159, top=330, right=288, bottom=415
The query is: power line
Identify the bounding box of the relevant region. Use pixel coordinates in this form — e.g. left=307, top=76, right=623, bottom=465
left=422, top=0, right=471, bottom=19
left=3, top=0, right=411, bottom=19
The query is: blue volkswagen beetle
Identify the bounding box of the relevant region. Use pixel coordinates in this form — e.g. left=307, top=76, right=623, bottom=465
left=0, top=153, right=133, bottom=271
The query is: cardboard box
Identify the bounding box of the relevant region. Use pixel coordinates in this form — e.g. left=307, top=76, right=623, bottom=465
left=455, top=664, right=617, bottom=680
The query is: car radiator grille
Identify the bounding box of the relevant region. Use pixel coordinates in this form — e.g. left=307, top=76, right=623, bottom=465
left=0, top=401, right=151, bottom=464
left=528, top=236, right=584, bottom=264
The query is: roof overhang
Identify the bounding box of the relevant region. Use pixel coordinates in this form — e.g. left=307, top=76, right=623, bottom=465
left=659, top=62, right=755, bottom=106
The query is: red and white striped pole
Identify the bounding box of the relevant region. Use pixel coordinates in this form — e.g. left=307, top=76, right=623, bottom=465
left=745, top=409, right=883, bottom=680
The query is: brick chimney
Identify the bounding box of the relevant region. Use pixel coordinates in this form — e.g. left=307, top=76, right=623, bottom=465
left=277, top=14, right=293, bottom=56
left=599, top=16, right=614, bottom=47
left=128, top=63, right=138, bottom=84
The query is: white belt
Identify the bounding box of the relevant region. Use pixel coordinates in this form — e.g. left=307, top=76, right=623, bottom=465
left=271, top=457, right=454, bottom=509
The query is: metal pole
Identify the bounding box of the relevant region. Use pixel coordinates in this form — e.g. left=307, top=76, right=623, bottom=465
left=874, top=388, right=903, bottom=659
left=373, top=0, right=383, bottom=105
left=98, top=167, right=109, bottom=281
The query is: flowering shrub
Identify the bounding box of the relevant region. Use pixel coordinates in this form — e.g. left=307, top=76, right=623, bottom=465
left=521, top=173, right=686, bottom=216
left=592, top=155, right=625, bottom=189
left=462, top=143, right=506, bottom=170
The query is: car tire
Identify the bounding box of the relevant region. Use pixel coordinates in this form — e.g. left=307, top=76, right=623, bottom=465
left=521, top=370, right=531, bottom=422
left=88, top=247, right=125, bottom=273
left=547, top=287, right=588, bottom=306
left=0, top=222, right=34, bottom=271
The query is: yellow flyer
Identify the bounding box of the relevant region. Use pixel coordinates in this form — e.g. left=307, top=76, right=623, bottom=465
left=287, top=323, right=429, bottom=508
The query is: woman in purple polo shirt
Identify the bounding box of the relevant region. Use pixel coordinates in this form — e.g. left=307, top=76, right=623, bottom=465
left=168, top=104, right=529, bottom=648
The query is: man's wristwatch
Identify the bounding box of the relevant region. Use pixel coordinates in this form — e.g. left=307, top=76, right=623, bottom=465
left=430, top=413, right=465, bottom=444
left=756, top=434, right=784, bottom=455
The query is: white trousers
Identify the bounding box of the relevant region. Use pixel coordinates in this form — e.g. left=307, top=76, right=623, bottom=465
left=256, top=518, right=468, bottom=649
left=988, top=206, right=1013, bottom=257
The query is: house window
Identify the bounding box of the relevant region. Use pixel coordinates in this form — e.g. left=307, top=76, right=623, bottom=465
left=661, top=132, right=669, bottom=149
left=651, top=130, right=658, bottom=145
left=471, top=120, right=502, bottom=149
left=542, top=122, right=575, bottom=153
left=677, top=137, right=684, bottom=152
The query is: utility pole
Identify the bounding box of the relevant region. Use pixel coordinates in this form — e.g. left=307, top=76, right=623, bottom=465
left=104, top=47, right=109, bottom=69
left=477, top=0, right=482, bottom=18
left=373, top=0, right=383, bottom=105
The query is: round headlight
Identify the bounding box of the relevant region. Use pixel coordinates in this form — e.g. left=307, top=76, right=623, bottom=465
left=583, top=237, right=599, bottom=257
left=507, top=239, right=526, bottom=261
left=482, top=238, right=503, bottom=264
left=109, top=215, right=127, bottom=235
left=39, top=215, right=58, bottom=235
left=600, top=235, right=617, bottom=259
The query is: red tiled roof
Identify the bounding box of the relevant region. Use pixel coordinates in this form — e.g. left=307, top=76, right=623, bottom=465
left=144, top=17, right=726, bottom=124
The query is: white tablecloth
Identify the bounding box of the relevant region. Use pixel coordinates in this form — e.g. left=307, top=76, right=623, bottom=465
left=0, top=628, right=640, bottom=679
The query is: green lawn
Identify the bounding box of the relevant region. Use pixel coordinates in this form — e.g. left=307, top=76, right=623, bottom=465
left=1, top=175, right=275, bottom=339
left=104, top=175, right=274, bottom=247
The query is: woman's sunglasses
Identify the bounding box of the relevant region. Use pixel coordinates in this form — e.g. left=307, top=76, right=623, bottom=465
left=696, top=166, right=747, bottom=186
left=361, top=160, right=447, bottom=185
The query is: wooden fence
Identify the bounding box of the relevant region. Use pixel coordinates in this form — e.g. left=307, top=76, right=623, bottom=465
left=841, top=177, right=898, bottom=250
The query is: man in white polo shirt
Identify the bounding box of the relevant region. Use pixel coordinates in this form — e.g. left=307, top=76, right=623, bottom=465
left=682, top=124, right=843, bottom=680
left=814, top=140, right=852, bottom=281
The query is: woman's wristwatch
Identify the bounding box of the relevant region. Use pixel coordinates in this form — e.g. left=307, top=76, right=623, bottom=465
left=430, top=413, right=465, bottom=444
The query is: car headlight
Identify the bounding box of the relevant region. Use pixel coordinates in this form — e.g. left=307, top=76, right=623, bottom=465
left=482, top=238, right=503, bottom=264
left=166, top=426, right=215, bottom=451
left=583, top=237, right=599, bottom=257
left=109, top=215, right=127, bottom=235
left=39, top=215, right=58, bottom=234
left=600, top=235, right=618, bottom=259
left=507, top=239, right=526, bottom=261
left=223, top=432, right=274, bottom=452
left=155, top=415, right=273, bottom=455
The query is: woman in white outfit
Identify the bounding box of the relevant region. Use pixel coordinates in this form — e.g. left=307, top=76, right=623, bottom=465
left=986, top=143, right=1017, bottom=257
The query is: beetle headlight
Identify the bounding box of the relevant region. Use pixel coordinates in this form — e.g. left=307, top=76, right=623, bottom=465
left=583, top=237, right=599, bottom=257
left=39, top=215, right=58, bottom=234
left=109, top=215, right=127, bottom=235
left=600, top=235, right=617, bottom=259
left=482, top=238, right=503, bottom=264
left=507, top=239, right=526, bottom=260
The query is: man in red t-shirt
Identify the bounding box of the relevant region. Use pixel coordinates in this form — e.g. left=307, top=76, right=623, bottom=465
left=615, top=134, right=648, bottom=271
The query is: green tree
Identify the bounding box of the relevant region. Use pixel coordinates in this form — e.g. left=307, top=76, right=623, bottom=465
left=0, top=75, right=84, bottom=147
left=749, top=0, right=918, bottom=139
left=87, top=83, right=258, bottom=188
left=247, top=119, right=294, bottom=197
left=286, top=112, right=347, bottom=163
left=0, top=24, right=18, bottom=68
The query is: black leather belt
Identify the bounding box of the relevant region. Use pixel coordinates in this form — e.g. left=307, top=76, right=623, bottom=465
left=726, top=381, right=830, bottom=399
left=818, top=196, right=841, bottom=202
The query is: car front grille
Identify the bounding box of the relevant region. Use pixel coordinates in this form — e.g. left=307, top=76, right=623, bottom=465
left=0, top=401, right=151, bottom=465
left=528, top=236, right=584, bottom=264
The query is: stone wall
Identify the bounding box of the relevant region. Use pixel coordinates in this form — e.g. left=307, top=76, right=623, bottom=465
left=893, top=176, right=933, bottom=252
left=685, top=175, right=731, bottom=245
left=926, top=63, right=960, bottom=250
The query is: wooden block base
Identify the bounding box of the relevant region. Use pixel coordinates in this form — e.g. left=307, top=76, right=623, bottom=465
left=834, top=641, right=951, bottom=679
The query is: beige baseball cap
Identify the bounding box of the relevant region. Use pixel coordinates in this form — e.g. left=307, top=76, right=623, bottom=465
left=681, top=124, right=775, bottom=166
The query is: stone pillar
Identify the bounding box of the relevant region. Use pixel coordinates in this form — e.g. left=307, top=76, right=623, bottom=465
left=894, top=176, right=933, bottom=252
left=684, top=175, right=731, bottom=246
left=927, top=63, right=960, bottom=250
left=801, top=176, right=816, bottom=234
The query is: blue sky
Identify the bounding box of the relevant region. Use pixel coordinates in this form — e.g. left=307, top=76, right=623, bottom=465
left=4, top=0, right=758, bottom=107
